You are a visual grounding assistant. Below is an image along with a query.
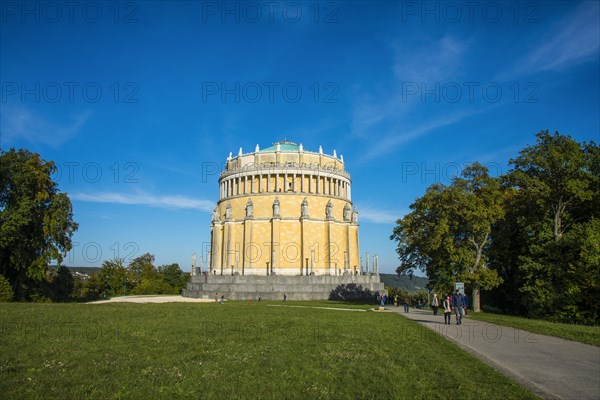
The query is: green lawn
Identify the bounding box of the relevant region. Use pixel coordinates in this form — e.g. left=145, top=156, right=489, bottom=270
left=467, top=312, right=600, bottom=347
left=0, top=301, right=537, bottom=399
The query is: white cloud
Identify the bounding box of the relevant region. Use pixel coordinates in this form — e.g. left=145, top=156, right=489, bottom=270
left=351, top=35, right=475, bottom=159
left=72, top=191, right=215, bottom=212
left=392, top=35, right=467, bottom=83
left=0, top=105, right=90, bottom=148
left=501, top=1, right=599, bottom=78
left=358, top=105, right=492, bottom=162
left=358, top=206, right=404, bottom=224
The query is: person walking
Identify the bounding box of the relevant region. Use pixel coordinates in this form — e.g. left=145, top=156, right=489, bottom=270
left=394, top=294, right=398, bottom=307
left=452, top=290, right=465, bottom=325
left=403, top=295, right=410, bottom=313
left=443, top=294, right=452, bottom=325
left=431, top=293, right=439, bottom=316
left=283, top=293, right=287, bottom=302
left=463, top=293, right=469, bottom=315
left=381, top=294, right=387, bottom=306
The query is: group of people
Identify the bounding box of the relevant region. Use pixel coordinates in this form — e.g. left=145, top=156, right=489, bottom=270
left=376, top=293, right=388, bottom=307
left=431, top=290, right=469, bottom=325
left=381, top=290, right=470, bottom=324
left=377, top=293, right=411, bottom=313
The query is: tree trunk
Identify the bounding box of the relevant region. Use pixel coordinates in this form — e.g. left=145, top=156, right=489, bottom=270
left=473, top=283, right=481, bottom=312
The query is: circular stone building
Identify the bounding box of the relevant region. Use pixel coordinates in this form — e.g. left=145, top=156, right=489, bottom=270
left=183, top=140, right=384, bottom=300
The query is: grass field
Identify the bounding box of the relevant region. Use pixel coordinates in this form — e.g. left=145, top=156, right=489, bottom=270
left=0, top=301, right=536, bottom=399
left=466, top=312, right=600, bottom=347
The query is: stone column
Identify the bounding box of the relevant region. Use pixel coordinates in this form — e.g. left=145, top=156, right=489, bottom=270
left=234, top=249, right=239, bottom=275
left=293, top=173, right=297, bottom=192
left=343, top=251, right=348, bottom=274
left=243, top=218, right=253, bottom=275
left=223, top=223, right=232, bottom=276
left=326, top=220, right=333, bottom=275
left=271, top=211, right=280, bottom=275
left=365, top=252, right=370, bottom=274
left=300, top=206, right=310, bottom=276
left=210, top=223, right=222, bottom=274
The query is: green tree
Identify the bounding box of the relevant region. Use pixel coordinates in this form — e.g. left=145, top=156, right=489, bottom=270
left=451, top=163, right=505, bottom=312
left=80, top=272, right=105, bottom=300
left=0, top=274, right=14, bottom=302
left=158, top=263, right=188, bottom=293
left=508, top=130, right=596, bottom=240
left=128, top=253, right=180, bottom=295
left=0, top=148, right=78, bottom=300
left=129, top=252, right=157, bottom=282
left=491, top=131, right=599, bottom=323
left=98, top=258, right=132, bottom=296
left=46, top=265, right=75, bottom=302
left=390, top=163, right=504, bottom=312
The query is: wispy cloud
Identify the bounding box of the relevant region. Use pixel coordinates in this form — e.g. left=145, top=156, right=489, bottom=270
left=351, top=35, right=474, bottom=158
left=0, top=105, right=90, bottom=148
left=359, top=106, right=492, bottom=162
left=72, top=191, right=215, bottom=212
left=392, top=35, right=467, bottom=83
left=358, top=205, right=404, bottom=224
left=501, top=1, right=599, bottom=78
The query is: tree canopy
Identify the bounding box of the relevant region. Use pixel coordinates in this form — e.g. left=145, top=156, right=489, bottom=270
left=0, top=148, right=78, bottom=300
left=391, top=131, right=599, bottom=324
left=390, top=163, right=503, bottom=311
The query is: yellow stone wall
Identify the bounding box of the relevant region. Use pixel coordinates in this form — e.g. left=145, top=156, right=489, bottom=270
left=211, top=146, right=358, bottom=276
left=211, top=193, right=359, bottom=276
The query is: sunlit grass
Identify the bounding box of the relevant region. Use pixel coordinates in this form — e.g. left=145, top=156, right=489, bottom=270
left=0, top=302, right=536, bottom=399
left=467, top=312, right=600, bottom=347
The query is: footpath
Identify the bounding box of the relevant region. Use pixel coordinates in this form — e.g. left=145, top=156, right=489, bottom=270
left=387, top=307, right=600, bottom=400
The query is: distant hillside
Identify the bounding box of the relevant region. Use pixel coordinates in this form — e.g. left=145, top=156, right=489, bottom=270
left=379, top=273, right=429, bottom=293
left=49, top=267, right=428, bottom=292
left=49, top=266, right=102, bottom=274
left=67, top=266, right=102, bottom=274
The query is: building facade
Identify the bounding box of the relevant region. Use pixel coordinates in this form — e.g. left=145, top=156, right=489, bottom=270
left=209, top=140, right=364, bottom=277
left=183, top=140, right=384, bottom=300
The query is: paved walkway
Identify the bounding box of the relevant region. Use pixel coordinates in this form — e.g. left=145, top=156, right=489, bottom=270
left=88, top=295, right=214, bottom=304
left=387, top=307, right=600, bottom=400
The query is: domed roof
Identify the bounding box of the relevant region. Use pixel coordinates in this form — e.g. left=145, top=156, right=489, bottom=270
left=260, top=140, right=300, bottom=152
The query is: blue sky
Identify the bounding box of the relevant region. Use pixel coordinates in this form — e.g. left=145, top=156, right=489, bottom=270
left=1, top=1, right=599, bottom=273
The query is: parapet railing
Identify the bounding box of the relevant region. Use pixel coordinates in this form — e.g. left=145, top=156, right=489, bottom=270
left=220, top=161, right=350, bottom=179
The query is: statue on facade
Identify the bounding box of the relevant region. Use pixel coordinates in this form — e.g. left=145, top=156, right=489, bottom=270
left=273, top=197, right=280, bottom=218
left=212, top=207, right=220, bottom=223
left=301, top=197, right=309, bottom=218
left=245, top=198, right=254, bottom=219
left=343, top=203, right=351, bottom=222
left=225, top=202, right=232, bottom=220
left=351, top=207, right=358, bottom=223
left=326, top=200, right=334, bottom=220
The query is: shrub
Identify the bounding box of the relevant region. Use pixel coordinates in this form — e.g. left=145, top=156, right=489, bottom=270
left=0, top=274, right=14, bottom=302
